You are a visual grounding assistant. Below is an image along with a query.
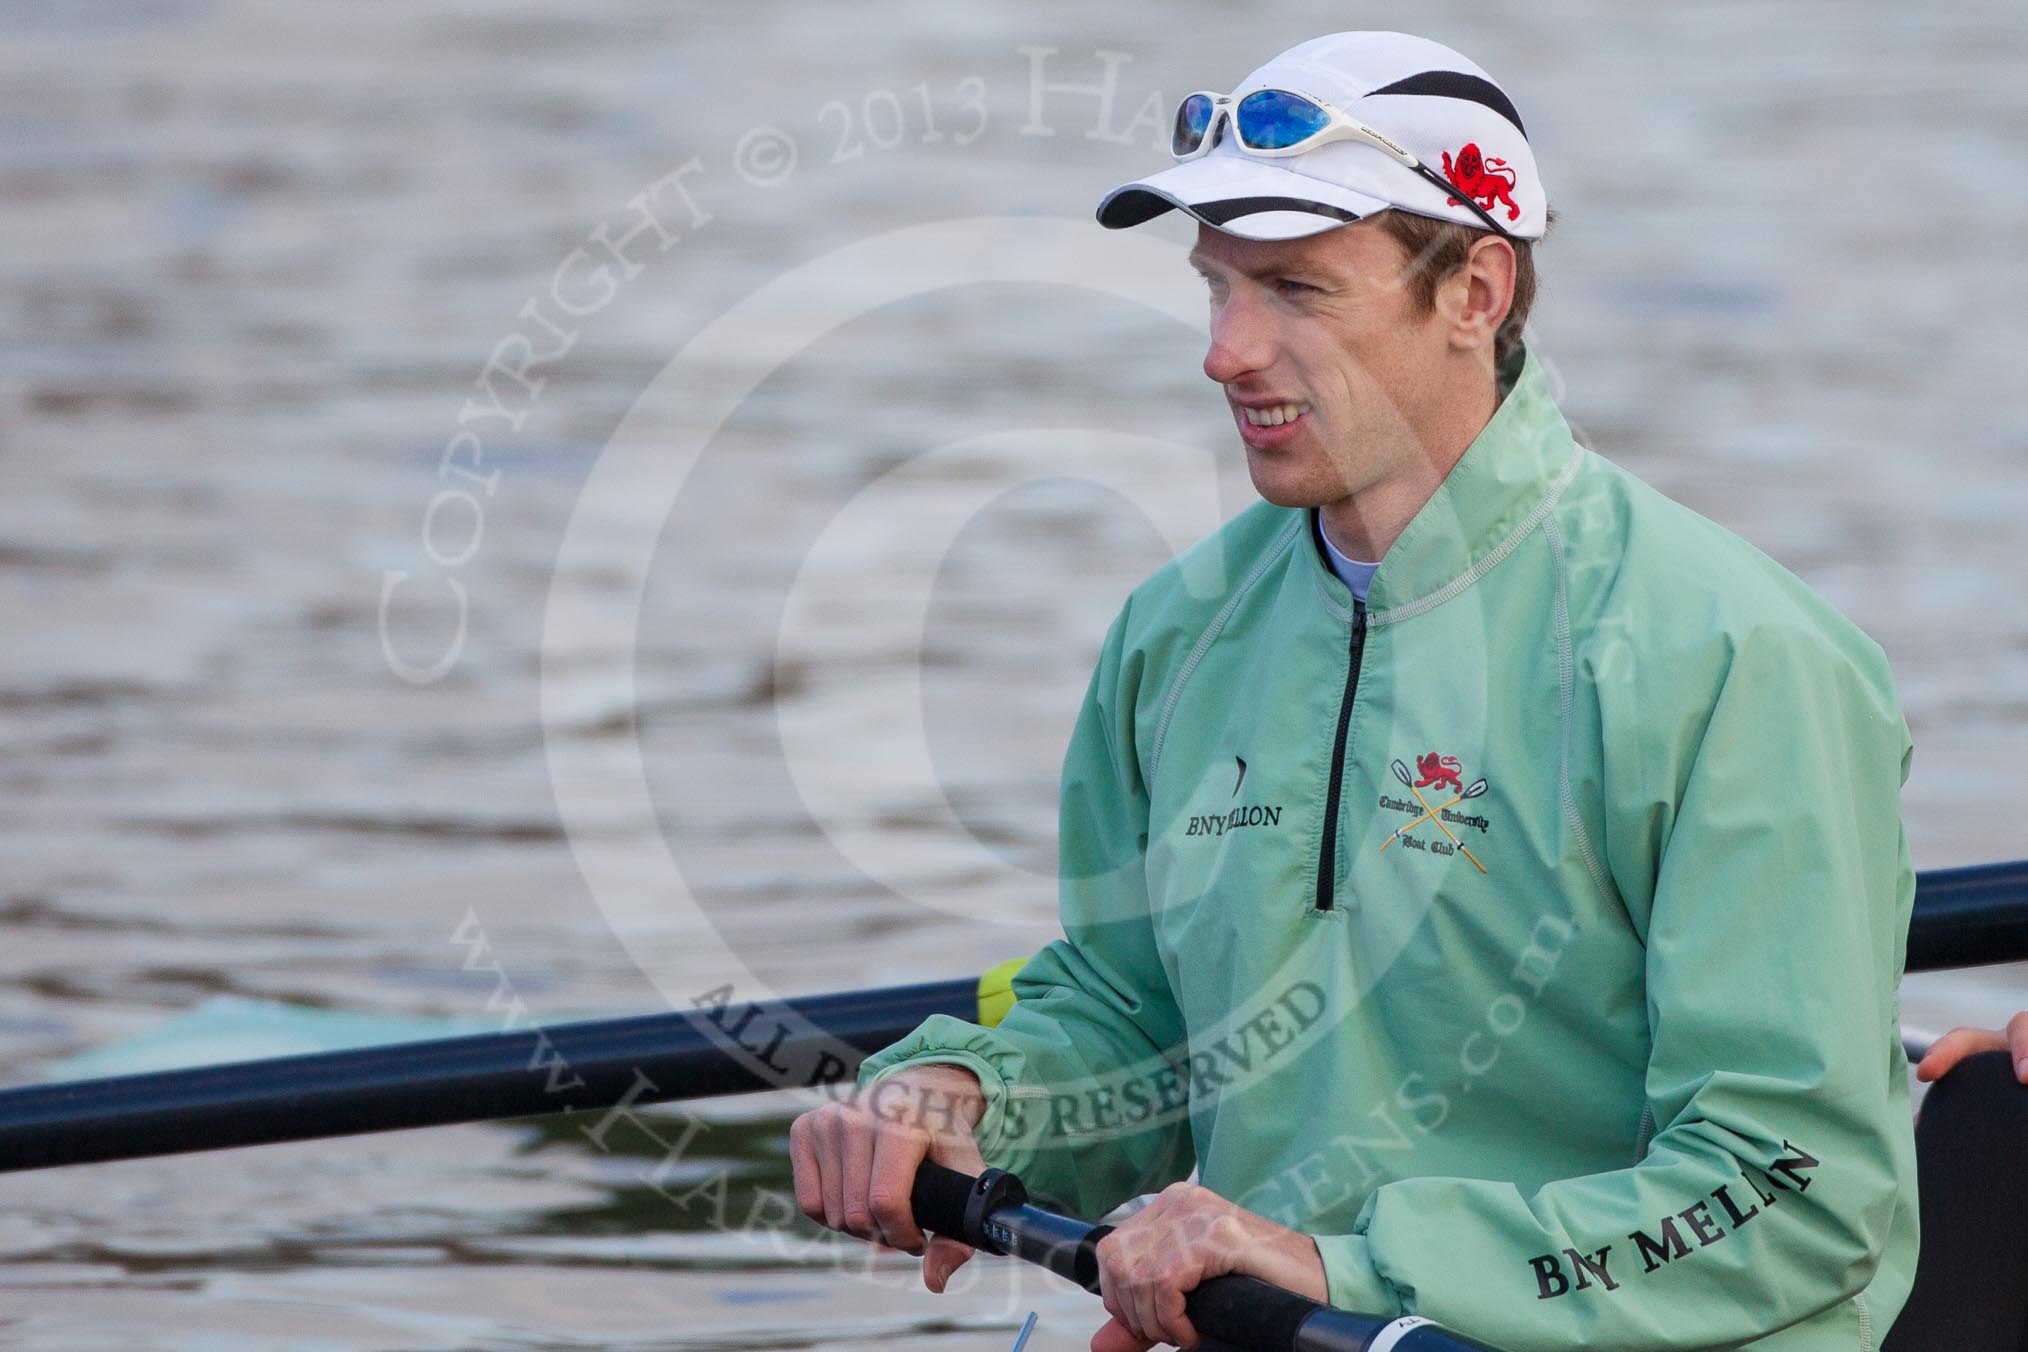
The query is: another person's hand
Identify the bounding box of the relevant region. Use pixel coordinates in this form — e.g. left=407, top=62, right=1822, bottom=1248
left=788, top=1064, right=988, bottom=1293
left=1087, top=1180, right=1329, bottom=1352
left=1915, top=1012, right=2028, bottom=1083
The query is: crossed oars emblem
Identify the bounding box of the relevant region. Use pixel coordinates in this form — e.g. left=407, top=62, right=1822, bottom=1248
left=1381, top=760, right=1489, bottom=874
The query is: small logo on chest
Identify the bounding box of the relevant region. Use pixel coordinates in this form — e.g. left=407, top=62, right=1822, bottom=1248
left=1378, top=754, right=1493, bottom=874
left=1185, top=755, right=1285, bottom=838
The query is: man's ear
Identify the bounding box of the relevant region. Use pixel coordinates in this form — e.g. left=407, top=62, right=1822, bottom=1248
left=1443, top=235, right=1517, bottom=354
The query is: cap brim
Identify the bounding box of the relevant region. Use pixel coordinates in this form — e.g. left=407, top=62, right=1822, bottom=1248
left=1096, top=151, right=1393, bottom=241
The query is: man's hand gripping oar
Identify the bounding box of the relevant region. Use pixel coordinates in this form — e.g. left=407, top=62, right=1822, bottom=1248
left=789, top=1063, right=989, bottom=1293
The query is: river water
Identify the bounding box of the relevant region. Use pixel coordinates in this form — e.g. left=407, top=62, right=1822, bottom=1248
left=3, top=2, right=2025, bottom=1348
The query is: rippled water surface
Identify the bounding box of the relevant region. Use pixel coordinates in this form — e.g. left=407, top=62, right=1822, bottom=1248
left=4, top=2, right=2027, bottom=1347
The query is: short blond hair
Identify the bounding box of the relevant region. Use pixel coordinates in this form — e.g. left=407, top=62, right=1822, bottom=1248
left=1371, top=207, right=1557, bottom=366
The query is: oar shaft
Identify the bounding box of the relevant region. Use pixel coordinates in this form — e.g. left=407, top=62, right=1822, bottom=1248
left=1904, top=859, right=2028, bottom=972
left=0, top=978, right=976, bottom=1174
left=0, top=861, right=2024, bottom=1175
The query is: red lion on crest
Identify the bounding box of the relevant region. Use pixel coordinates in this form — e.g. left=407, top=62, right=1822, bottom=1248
left=1441, top=143, right=1521, bottom=223
left=1414, top=752, right=1464, bottom=793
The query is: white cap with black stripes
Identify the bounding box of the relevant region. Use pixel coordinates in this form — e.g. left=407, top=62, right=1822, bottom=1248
left=1096, top=31, right=1548, bottom=242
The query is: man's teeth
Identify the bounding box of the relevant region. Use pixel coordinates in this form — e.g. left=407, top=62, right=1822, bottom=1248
left=1242, top=402, right=1311, bottom=427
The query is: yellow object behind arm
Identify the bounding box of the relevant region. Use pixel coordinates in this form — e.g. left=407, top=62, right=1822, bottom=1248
left=974, top=957, right=1028, bottom=1028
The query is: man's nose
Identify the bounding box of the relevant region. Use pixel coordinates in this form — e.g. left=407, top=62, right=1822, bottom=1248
left=1202, top=292, right=1275, bottom=386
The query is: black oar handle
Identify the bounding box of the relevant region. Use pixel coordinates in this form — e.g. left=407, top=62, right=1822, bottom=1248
left=909, top=1161, right=1499, bottom=1352
left=1186, top=1271, right=1343, bottom=1352
left=910, top=1158, right=1027, bottom=1254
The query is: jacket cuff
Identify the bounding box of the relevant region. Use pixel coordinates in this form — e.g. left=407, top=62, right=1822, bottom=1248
left=854, top=1016, right=1018, bottom=1163
left=1312, top=1232, right=1403, bottom=1319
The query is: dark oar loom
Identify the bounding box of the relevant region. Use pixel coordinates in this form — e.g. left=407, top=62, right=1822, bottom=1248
left=0, top=977, right=977, bottom=1173
left=0, top=860, right=2023, bottom=1175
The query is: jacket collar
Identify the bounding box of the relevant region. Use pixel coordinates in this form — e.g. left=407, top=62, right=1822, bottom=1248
left=1301, top=342, right=1583, bottom=624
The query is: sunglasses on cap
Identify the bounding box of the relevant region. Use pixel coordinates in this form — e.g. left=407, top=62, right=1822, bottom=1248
left=1171, top=88, right=1515, bottom=239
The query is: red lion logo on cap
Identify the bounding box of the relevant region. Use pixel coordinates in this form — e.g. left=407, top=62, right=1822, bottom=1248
left=1441, top=143, right=1521, bottom=223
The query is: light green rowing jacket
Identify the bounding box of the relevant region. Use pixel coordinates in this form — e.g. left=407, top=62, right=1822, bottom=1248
left=860, top=344, right=1917, bottom=1352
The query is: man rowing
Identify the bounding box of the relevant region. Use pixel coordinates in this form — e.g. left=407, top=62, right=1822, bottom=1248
left=792, top=31, right=1918, bottom=1351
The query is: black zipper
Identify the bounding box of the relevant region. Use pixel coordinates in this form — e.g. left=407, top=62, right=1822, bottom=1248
left=1314, top=599, right=1368, bottom=911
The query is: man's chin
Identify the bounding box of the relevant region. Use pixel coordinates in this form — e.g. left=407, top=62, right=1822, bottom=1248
left=1243, top=456, right=1337, bottom=511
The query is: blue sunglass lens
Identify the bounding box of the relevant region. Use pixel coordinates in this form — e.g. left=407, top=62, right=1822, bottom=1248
left=1236, top=90, right=1331, bottom=150
left=1174, top=94, right=1216, bottom=154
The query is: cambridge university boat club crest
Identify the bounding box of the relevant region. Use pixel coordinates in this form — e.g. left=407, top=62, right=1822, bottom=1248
left=1378, top=753, right=1492, bottom=874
